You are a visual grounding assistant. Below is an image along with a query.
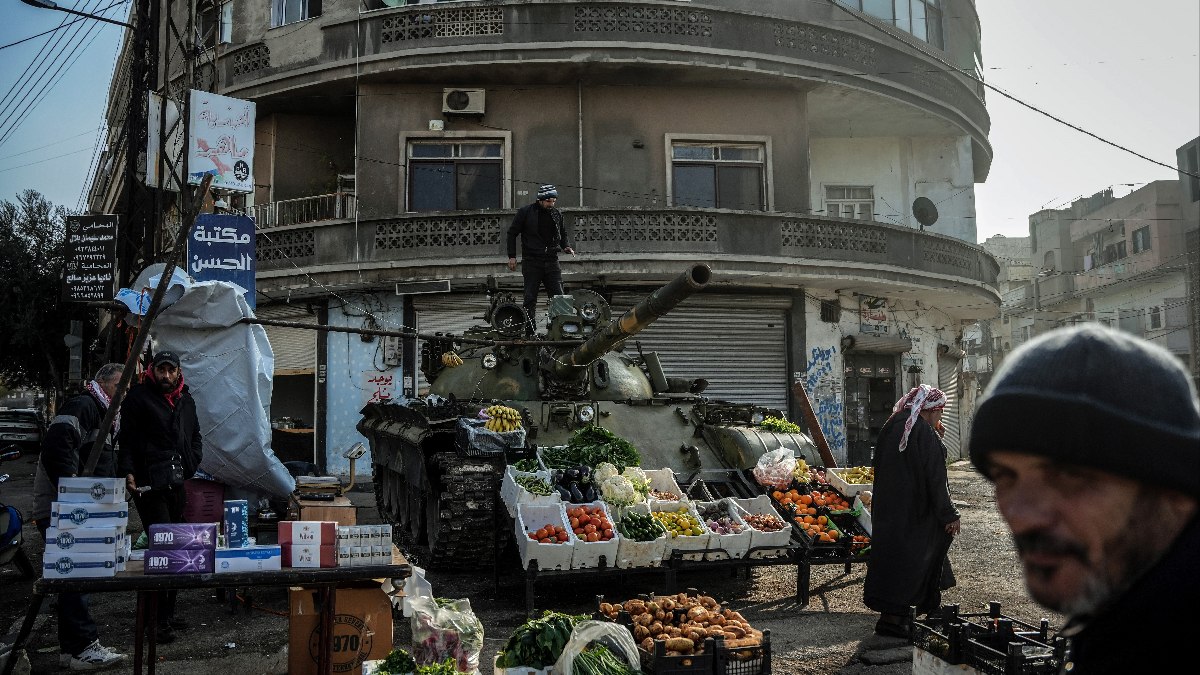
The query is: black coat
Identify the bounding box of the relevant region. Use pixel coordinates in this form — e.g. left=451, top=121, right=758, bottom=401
left=41, top=389, right=118, bottom=481
left=506, top=202, right=570, bottom=258
left=117, top=381, right=203, bottom=488
left=863, top=413, right=959, bottom=615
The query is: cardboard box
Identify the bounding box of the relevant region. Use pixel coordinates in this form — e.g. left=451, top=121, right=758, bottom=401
left=224, top=500, right=250, bottom=548
left=297, top=497, right=357, bottom=526
left=215, top=545, right=282, bottom=573
left=279, top=521, right=337, bottom=547
left=50, top=502, right=129, bottom=530
left=288, top=586, right=392, bottom=675
left=148, top=523, right=218, bottom=550
left=42, top=552, right=118, bottom=579
left=44, top=525, right=125, bottom=554
left=56, top=477, right=127, bottom=504
left=282, top=543, right=336, bottom=568
left=144, top=549, right=215, bottom=574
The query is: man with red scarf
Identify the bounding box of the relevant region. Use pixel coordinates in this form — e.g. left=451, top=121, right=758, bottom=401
left=118, top=351, right=203, bottom=643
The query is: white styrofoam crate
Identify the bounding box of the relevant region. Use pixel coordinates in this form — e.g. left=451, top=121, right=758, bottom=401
left=826, top=467, right=873, bottom=498
left=563, top=501, right=619, bottom=569
left=694, top=498, right=752, bottom=561
left=650, top=501, right=710, bottom=562
left=515, top=502, right=573, bottom=571
left=644, top=468, right=686, bottom=506
left=613, top=503, right=667, bottom=569
left=493, top=654, right=553, bottom=675
left=500, top=467, right=560, bottom=518
left=730, top=495, right=793, bottom=557
left=854, top=494, right=873, bottom=536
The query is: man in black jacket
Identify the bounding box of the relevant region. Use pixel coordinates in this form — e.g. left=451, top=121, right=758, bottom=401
left=970, top=325, right=1200, bottom=672
left=118, top=350, right=203, bottom=642
left=506, top=184, right=574, bottom=335
left=32, top=363, right=127, bottom=671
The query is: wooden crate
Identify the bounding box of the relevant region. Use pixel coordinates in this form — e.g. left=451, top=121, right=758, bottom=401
left=296, top=497, right=357, bottom=526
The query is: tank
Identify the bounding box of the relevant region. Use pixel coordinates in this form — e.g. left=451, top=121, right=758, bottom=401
left=358, top=264, right=821, bottom=568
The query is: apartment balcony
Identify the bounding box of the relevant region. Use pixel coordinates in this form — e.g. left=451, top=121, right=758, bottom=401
left=252, top=206, right=1001, bottom=318
left=251, top=192, right=357, bottom=229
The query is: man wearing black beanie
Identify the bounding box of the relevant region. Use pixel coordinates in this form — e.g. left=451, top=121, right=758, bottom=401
left=970, top=324, right=1200, bottom=671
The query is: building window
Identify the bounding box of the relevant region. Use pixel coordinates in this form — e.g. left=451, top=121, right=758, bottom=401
left=1102, top=240, right=1127, bottom=264
left=671, top=143, right=765, bottom=210
left=1131, top=226, right=1152, bottom=254
left=198, top=1, right=232, bottom=48
left=1043, top=250, right=1055, bottom=273
left=407, top=141, right=503, bottom=212
left=1183, top=143, right=1200, bottom=202
left=272, top=0, right=321, bottom=28
left=839, top=0, right=944, bottom=49
left=1149, top=306, right=1162, bottom=330
left=825, top=186, right=874, bottom=220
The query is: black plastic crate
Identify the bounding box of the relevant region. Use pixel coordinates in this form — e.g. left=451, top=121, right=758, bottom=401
left=714, top=630, right=771, bottom=675
left=963, top=633, right=1061, bottom=675
left=640, top=636, right=716, bottom=675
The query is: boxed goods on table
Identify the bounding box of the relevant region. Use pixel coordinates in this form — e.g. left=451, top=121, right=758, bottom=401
left=215, top=544, right=282, bottom=573
left=695, top=499, right=751, bottom=561
left=615, top=504, right=668, bottom=569
left=223, top=499, right=249, bottom=548
left=145, top=548, right=215, bottom=574
left=42, top=552, right=119, bottom=579
left=56, top=476, right=127, bottom=504
left=335, top=524, right=394, bottom=566
left=44, top=525, right=125, bottom=554
left=50, top=501, right=129, bottom=530
left=564, top=502, right=618, bottom=569
left=279, top=520, right=337, bottom=546
left=650, top=502, right=710, bottom=562
left=515, top=502, right=573, bottom=571
left=148, top=523, right=218, bottom=550
left=283, top=543, right=336, bottom=568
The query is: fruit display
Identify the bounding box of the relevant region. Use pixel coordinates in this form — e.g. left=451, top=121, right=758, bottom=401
left=652, top=506, right=706, bottom=537
left=837, top=466, right=874, bottom=484
left=598, top=592, right=765, bottom=653
left=483, top=404, right=522, bottom=432
left=850, top=533, right=871, bottom=553
left=741, top=512, right=787, bottom=533
left=809, top=489, right=852, bottom=511
left=696, top=501, right=744, bottom=535
left=527, top=523, right=570, bottom=544
left=514, top=473, right=553, bottom=496
left=795, top=513, right=841, bottom=543
left=791, top=458, right=811, bottom=483
left=552, top=465, right=598, bottom=503
left=617, top=511, right=666, bottom=542
left=439, top=351, right=464, bottom=368
left=649, top=489, right=680, bottom=502
left=567, top=505, right=615, bottom=542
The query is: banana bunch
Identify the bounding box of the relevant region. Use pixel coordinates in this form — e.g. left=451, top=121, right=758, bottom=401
left=440, top=351, right=464, bottom=368
left=484, top=404, right=522, bottom=433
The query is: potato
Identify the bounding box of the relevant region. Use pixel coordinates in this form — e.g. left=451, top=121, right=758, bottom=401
left=649, top=621, right=663, bottom=636
left=600, top=602, right=613, bottom=615
left=687, top=606, right=707, bottom=621
left=709, top=615, right=726, bottom=626
left=661, top=598, right=675, bottom=611
left=665, top=637, right=695, bottom=652
left=686, top=629, right=704, bottom=643
left=634, top=625, right=649, bottom=641
left=705, top=627, right=725, bottom=638
left=638, top=613, right=653, bottom=626
left=725, top=626, right=746, bottom=639
left=654, top=610, right=666, bottom=621
left=666, top=650, right=681, bottom=657
left=640, top=638, right=654, bottom=652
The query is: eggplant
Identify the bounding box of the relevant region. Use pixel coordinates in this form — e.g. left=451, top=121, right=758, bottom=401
left=565, top=467, right=582, bottom=481
left=578, top=465, right=592, bottom=480
left=556, top=485, right=573, bottom=501
left=583, top=484, right=597, bottom=502
left=569, top=483, right=585, bottom=503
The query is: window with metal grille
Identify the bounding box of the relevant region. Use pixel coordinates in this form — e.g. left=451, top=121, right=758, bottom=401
left=1131, top=226, right=1152, bottom=253
left=825, top=186, right=875, bottom=220
left=272, top=0, right=321, bottom=28
left=820, top=299, right=841, bottom=323
left=407, top=141, right=504, bottom=212
left=1150, top=306, right=1162, bottom=329
left=670, top=143, right=765, bottom=211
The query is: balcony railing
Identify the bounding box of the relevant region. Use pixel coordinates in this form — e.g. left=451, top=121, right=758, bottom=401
left=251, top=192, right=357, bottom=229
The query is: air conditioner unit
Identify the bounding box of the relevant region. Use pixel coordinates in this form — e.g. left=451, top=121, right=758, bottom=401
left=442, top=88, right=485, bottom=115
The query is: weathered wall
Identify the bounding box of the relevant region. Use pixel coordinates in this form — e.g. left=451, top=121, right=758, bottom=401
left=271, top=114, right=356, bottom=201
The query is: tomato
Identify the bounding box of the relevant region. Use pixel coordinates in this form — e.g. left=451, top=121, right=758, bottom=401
left=556, top=531, right=569, bottom=542
left=584, top=524, right=597, bottom=534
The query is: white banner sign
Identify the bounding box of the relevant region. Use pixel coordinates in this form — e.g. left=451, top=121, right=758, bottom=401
left=145, top=91, right=183, bottom=190
left=188, top=90, right=255, bottom=193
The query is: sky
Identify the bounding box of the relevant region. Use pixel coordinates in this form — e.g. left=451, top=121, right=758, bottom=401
left=0, top=1, right=1197, bottom=243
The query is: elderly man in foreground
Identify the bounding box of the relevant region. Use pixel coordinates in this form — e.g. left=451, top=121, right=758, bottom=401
left=969, top=324, right=1200, bottom=671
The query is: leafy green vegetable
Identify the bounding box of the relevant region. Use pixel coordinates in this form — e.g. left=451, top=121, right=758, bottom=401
left=495, top=611, right=587, bottom=669
left=377, top=648, right=417, bottom=674
left=415, top=658, right=458, bottom=675
left=513, top=458, right=541, bottom=472
left=572, top=644, right=640, bottom=675
left=760, top=416, right=802, bottom=434
left=542, top=426, right=641, bottom=470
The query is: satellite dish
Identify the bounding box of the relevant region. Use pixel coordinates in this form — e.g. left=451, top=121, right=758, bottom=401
left=912, top=197, right=939, bottom=230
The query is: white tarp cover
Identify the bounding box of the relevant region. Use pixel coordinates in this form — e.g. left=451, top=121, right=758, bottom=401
left=123, top=273, right=295, bottom=498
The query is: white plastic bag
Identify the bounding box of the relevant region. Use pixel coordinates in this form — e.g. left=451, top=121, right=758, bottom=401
left=410, top=596, right=484, bottom=674
left=752, top=449, right=797, bottom=489
left=402, top=565, right=434, bottom=617
left=553, top=620, right=641, bottom=675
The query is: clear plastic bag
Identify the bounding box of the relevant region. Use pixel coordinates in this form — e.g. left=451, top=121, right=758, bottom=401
left=752, top=449, right=797, bottom=489
left=410, top=596, right=485, bottom=674
left=553, top=620, right=641, bottom=675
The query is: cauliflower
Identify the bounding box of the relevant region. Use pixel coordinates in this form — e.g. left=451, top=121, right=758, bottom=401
left=599, top=475, right=641, bottom=507
left=622, top=467, right=651, bottom=497
left=594, top=462, right=619, bottom=483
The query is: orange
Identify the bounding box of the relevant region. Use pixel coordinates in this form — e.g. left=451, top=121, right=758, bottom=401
left=772, top=491, right=783, bottom=500
left=817, top=516, right=827, bottom=525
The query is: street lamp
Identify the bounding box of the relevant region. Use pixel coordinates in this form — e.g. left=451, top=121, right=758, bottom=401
left=19, top=0, right=134, bottom=28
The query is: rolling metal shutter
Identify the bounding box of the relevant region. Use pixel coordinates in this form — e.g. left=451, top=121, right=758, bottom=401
left=255, top=304, right=317, bottom=375
left=937, top=355, right=962, bottom=458
left=612, top=294, right=791, bottom=409
left=411, top=292, right=534, bottom=394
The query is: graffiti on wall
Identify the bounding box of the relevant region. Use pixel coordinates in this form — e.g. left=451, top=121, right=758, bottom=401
left=365, top=373, right=395, bottom=404
left=803, top=345, right=846, bottom=455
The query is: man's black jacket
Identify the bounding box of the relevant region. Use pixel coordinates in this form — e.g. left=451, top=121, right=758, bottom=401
left=41, top=389, right=117, bottom=481
left=506, top=202, right=570, bottom=258
left=117, top=381, right=203, bottom=487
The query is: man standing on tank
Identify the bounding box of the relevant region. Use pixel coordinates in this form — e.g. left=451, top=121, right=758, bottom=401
left=506, top=184, right=574, bottom=335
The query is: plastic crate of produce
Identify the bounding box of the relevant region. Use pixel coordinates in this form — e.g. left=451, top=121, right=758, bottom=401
left=640, top=636, right=716, bottom=675
left=651, top=502, right=711, bottom=562
left=645, top=468, right=687, bottom=505
left=826, top=467, right=873, bottom=498
left=962, top=634, right=1061, bottom=675
left=564, top=501, right=619, bottom=569
left=694, top=499, right=751, bottom=561
left=492, top=654, right=551, bottom=675
left=515, top=502, right=573, bottom=571
left=730, top=496, right=792, bottom=557
left=714, top=630, right=771, bottom=675
left=615, top=503, right=669, bottom=569
left=500, top=466, right=559, bottom=518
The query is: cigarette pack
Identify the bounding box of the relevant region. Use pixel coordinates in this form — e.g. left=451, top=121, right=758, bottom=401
left=282, top=543, right=336, bottom=568
left=56, top=477, right=127, bottom=504
left=223, top=500, right=250, bottom=548
left=215, top=545, right=282, bottom=573
left=148, top=523, right=218, bottom=550
left=144, top=549, right=215, bottom=575
left=278, top=521, right=337, bottom=547
left=50, top=502, right=129, bottom=530
left=44, top=526, right=125, bottom=554
left=42, top=552, right=118, bottom=579
left=337, top=545, right=352, bottom=567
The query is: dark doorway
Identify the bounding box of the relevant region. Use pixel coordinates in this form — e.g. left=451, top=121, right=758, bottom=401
left=843, top=353, right=898, bottom=465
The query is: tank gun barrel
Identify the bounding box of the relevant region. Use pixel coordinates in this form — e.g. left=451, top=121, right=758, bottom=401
left=552, top=264, right=712, bottom=378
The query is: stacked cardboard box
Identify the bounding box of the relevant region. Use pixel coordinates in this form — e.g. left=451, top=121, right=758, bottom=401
left=144, top=523, right=217, bottom=574
left=213, top=498, right=281, bottom=573
left=279, top=521, right=337, bottom=568
left=43, top=478, right=129, bottom=579
left=334, top=524, right=394, bottom=567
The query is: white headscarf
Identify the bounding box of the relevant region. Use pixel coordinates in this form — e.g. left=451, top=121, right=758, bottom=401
left=892, top=384, right=946, bottom=452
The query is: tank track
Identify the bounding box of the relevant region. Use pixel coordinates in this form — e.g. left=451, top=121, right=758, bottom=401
left=424, top=452, right=505, bottom=570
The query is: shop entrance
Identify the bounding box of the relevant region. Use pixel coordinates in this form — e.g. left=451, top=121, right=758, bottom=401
left=842, top=353, right=899, bottom=466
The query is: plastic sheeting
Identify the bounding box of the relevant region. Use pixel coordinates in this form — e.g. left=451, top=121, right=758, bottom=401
left=124, top=272, right=295, bottom=498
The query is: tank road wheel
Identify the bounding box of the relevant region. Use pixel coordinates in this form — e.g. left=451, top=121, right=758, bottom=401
left=371, top=461, right=400, bottom=526
left=422, top=453, right=505, bottom=570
